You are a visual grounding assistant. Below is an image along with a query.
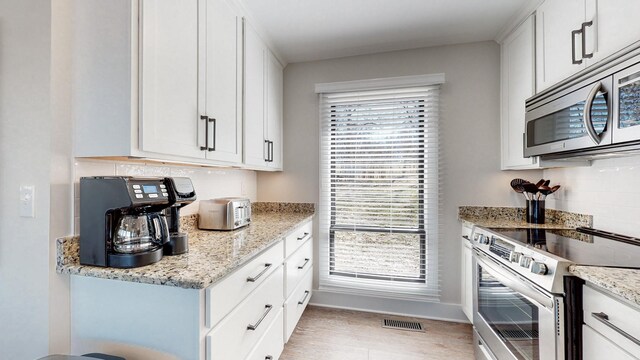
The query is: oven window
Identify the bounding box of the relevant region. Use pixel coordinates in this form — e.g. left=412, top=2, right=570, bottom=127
left=478, top=264, right=540, bottom=360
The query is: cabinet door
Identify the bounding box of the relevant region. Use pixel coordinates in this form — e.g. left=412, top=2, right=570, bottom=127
left=460, top=238, right=473, bottom=322
left=586, top=0, right=640, bottom=65
left=243, top=23, right=268, bottom=168
left=266, top=51, right=284, bottom=170
left=536, top=0, right=586, bottom=92
left=204, top=0, right=242, bottom=163
left=501, top=15, right=538, bottom=169
left=139, top=0, right=205, bottom=159
left=583, top=325, right=637, bottom=360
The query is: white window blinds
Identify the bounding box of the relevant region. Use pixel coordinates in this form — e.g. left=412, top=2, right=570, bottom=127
left=318, top=80, right=441, bottom=300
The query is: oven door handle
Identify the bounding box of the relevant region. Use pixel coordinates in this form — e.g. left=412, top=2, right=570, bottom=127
left=474, top=248, right=554, bottom=309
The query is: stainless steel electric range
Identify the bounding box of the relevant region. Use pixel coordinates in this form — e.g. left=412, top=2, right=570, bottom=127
left=470, top=226, right=640, bottom=360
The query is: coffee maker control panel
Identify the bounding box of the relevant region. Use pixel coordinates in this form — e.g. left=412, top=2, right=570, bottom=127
left=128, top=180, right=169, bottom=202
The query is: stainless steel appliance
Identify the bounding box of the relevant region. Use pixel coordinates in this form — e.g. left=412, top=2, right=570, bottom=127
left=525, top=45, right=640, bottom=159
left=80, top=176, right=174, bottom=268
left=163, top=177, right=197, bottom=255
left=198, top=197, right=251, bottom=230
left=470, top=226, right=640, bottom=360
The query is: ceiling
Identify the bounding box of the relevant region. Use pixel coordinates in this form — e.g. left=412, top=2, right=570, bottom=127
left=241, top=0, right=530, bottom=64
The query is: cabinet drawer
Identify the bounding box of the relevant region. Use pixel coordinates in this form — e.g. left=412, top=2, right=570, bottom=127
left=245, top=308, right=284, bottom=360
left=284, top=238, right=313, bottom=298
left=206, top=242, right=284, bottom=328
left=284, top=220, right=312, bottom=258
left=583, top=285, right=640, bottom=357
left=583, top=324, right=637, bottom=360
left=284, top=266, right=312, bottom=342
left=206, top=265, right=284, bottom=360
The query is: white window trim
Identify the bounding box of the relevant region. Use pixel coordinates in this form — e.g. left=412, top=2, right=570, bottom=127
left=316, top=74, right=443, bottom=302
left=315, top=73, right=445, bottom=94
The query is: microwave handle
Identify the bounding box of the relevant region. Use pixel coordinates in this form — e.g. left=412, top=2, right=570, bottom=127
left=583, top=82, right=605, bottom=145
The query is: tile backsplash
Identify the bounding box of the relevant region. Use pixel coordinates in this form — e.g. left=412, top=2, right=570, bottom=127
left=543, top=155, right=640, bottom=237
left=73, top=159, right=257, bottom=234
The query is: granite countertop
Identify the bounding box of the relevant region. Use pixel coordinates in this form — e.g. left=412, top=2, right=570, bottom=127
left=459, top=206, right=592, bottom=229
left=57, top=205, right=314, bottom=290
left=569, top=265, right=640, bottom=307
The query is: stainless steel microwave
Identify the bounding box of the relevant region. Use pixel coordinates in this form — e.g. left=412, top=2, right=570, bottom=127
left=525, top=45, right=640, bottom=159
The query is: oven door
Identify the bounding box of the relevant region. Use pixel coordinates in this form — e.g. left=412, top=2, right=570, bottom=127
left=473, top=248, right=564, bottom=360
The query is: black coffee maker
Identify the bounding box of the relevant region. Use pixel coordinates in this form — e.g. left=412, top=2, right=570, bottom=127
left=79, top=176, right=174, bottom=268
left=162, top=177, right=197, bottom=255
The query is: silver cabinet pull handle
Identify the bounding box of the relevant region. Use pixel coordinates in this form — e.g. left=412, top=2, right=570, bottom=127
left=297, top=232, right=310, bottom=241
left=247, top=304, right=272, bottom=330
left=297, top=258, right=310, bottom=270
left=200, top=115, right=209, bottom=150
left=571, top=28, right=583, bottom=65
left=264, top=139, right=270, bottom=162
left=592, top=312, right=640, bottom=346
left=246, top=263, right=272, bottom=282
left=208, top=117, right=216, bottom=151
left=298, top=290, right=310, bottom=305
left=581, top=21, right=594, bottom=59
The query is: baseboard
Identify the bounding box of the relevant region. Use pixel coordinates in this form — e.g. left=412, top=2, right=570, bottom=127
left=309, top=289, right=470, bottom=323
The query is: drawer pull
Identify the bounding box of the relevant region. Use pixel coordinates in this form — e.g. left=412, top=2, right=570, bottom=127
left=265, top=357, right=273, bottom=360
left=247, top=263, right=272, bottom=283
left=297, top=232, right=310, bottom=241
left=298, top=290, right=310, bottom=305
left=592, top=312, right=640, bottom=346
left=247, top=304, right=273, bottom=331
left=297, top=258, right=310, bottom=270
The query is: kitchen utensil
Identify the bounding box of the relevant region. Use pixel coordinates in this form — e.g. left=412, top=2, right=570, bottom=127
left=535, top=179, right=545, bottom=187
left=510, top=178, right=529, bottom=189
left=523, top=182, right=540, bottom=196
left=543, top=179, right=550, bottom=187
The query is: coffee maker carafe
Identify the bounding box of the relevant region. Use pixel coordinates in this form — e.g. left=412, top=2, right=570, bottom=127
left=163, top=177, right=197, bottom=255
left=79, top=176, right=173, bottom=268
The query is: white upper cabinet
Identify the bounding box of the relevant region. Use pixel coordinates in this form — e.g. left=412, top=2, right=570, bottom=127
left=74, top=0, right=244, bottom=166
left=586, top=0, right=640, bottom=65
left=536, top=0, right=640, bottom=92
left=243, top=22, right=284, bottom=171
left=266, top=52, right=284, bottom=170
left=204, top=0, right=243, bottom=163
left=501, top=15, right=539, bottom=169
left=535, top=0, right=586, bottom=92
left=139, top=0, right=204, bottom=160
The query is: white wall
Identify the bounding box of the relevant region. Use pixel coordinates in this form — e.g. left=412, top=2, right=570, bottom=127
left=0, top=1, right=54, bottom=358
left=544, top=155, right=640, bottom=237
left=257, top=41, right=541, bottom=313
left=73, top=160, right=257, bottom=232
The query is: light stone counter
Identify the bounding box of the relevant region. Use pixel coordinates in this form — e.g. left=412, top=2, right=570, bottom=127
left=569, top=265, right=640, bottom=307
left=459, top=206, right=592, bottom=229
left=56, top=207, right=314, bottom=289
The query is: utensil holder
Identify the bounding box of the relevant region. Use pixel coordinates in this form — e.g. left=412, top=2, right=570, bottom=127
left=526, top=200, right=545, bottom=224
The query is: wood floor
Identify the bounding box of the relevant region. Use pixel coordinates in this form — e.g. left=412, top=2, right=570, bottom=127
left=280, top=306, right=474, bottom=360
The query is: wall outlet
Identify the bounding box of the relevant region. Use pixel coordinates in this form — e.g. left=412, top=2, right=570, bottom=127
left=20, top=185, right=35, bottom=218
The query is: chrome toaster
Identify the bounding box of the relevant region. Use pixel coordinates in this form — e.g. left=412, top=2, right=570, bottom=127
left=198, top=198, right=251, bottom=230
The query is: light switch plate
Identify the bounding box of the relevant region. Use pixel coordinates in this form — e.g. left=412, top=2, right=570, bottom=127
left=20, top=185, right=35, bottom=218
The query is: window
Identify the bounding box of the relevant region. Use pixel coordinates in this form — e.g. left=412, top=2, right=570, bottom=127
left=316, top=75, right=442, bottom=300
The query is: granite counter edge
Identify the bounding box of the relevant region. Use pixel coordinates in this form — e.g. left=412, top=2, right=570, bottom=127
left=56, top=213, right=315, bottom=290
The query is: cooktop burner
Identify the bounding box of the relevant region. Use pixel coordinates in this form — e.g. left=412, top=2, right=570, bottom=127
left=487, top=227, right=640, bottom=269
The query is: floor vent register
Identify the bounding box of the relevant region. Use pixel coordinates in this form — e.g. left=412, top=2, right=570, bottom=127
left=381, top=319, right=425, bottom=332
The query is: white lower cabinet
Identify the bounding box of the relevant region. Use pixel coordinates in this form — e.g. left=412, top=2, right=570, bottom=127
left=460, top=223, right=473, bottom=323
left=206, top=242, right=284, bottom=328
left=284, top=266, right=313, bottom=342
left=582, top=285, right=640, bottom=359
left=207, top=265, right=284, bottom=360
left=245, top=309, right=285, bottom=360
